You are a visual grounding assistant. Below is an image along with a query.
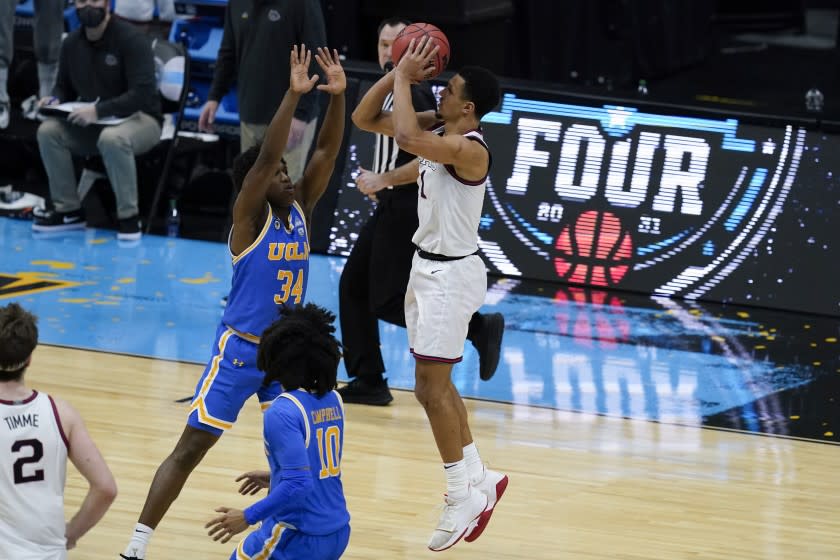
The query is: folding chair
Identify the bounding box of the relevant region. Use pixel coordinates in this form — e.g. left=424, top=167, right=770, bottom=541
left=143, top=37, right=196, bottom=233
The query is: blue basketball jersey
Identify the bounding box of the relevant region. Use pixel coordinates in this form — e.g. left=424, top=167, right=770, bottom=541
left=265, top=389, right=349, bottom=535
left=223, top=202, right=310, bottom=339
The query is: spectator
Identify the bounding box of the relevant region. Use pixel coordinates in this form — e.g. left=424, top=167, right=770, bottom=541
left=31, top=0, right=162, bottom=241
left=0, top=0, right=64, bottom=128
left=113, top=0, right=175, bottom=39
left=197, top=0, right=326, bottom=182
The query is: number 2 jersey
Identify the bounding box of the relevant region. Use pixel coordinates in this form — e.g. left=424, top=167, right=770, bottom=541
left=223, top=201, right=310, bottom=340
left=0, top=391, right=68, bottom=559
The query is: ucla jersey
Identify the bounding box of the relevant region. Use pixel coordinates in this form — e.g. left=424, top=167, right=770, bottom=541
left=223, top=201, right=310, bottom=339
left=266, top=389, right=349, bottom=535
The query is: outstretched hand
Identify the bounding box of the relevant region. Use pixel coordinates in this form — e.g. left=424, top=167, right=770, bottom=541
left=395, top=36, right=439, bottom=83
left=236, top=470, right=271, bottom=495
left=314, top=47, right=346, bottom=95
left=205, top=506, right=249, bottom=543
left=289, top=44, right=320, bottom=95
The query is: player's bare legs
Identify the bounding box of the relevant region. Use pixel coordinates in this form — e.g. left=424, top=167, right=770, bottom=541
left=414, top=360, right=465, bottom=461
left=120, top=426, right=219, bottom=559
left=448, top=381, right=508, bottom=543
left=414, top=360, right=487, bottom=551
left=449, top=381, right=473, bottom=447
left=139, top=426, right=219, bottom=525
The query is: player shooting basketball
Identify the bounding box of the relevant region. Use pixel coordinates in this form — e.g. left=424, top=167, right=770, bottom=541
left=351, top=33, right=508, bottom=551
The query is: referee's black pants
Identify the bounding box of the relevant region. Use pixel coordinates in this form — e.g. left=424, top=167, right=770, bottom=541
left=339, top=188, right=418, bottom=381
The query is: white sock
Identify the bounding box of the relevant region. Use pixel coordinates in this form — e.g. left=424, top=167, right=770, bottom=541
left=123, top=523, right=154, bottom=558
left=443, top=459, right=469, bottom=502
left=463, top=442, right=485, bottom=484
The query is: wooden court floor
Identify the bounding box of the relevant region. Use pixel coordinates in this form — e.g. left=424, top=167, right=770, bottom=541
left=28, top=345, right=838, bottom=559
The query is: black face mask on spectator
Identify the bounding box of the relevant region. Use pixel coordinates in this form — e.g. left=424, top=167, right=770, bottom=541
left=77, top=6, right=106, bottom=28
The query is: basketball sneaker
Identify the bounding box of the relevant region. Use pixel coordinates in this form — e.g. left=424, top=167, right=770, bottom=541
left=428, top=488, right=489, bottom=552
left=119, top=548, right=143, bottom=560
left=337, top=378, right=393, bottom=406
left=0, top=185, right=45, bottom=218
left=118, top=215, right=142, bottom=241
left=464, top=468, right=509, bottom=542
left=471, top=312, right=505, bottom=381
left=32, top=208, right=86, bottom=232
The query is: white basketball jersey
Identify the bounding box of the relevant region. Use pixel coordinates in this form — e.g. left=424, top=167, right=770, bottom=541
left=0, top=391, right=68, bottom=560
left=413, top=127, right=490, bottom=257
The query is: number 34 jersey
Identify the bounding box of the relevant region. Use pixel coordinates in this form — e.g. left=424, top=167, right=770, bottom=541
left=223, top=201, right=310, bottom=340
left=0, top=390, right=69, bottom=559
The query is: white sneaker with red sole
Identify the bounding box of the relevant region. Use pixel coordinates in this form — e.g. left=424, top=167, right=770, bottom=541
left=465, top=468, right=509, bottom=543
left=428, top=488, right=489, bottom=552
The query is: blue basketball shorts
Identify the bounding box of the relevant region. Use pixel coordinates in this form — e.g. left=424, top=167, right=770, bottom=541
left=231, top=523, right=350, bottom=560
left=188, top=323, right=281, bottom=435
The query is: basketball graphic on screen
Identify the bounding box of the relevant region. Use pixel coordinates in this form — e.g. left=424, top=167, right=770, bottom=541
left=391, top=23, right=450, bottom=78
left=554, top=211, right=633, bottom=287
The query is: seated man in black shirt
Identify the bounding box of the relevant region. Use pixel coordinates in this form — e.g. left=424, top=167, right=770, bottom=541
left=32, top=0, right=162, bottom=241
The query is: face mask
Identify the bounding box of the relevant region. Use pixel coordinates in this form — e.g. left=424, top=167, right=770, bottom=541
left=77, top=6, right=106, bottom=28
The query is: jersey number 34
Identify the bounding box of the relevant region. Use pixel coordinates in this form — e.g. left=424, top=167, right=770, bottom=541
left=274, top=269, right=304, bottom=305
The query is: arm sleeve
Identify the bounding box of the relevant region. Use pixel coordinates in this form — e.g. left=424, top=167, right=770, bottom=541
left=293, top=0, right=327, bottom=122
left=96, top=33, right=158, bottom=118
left=207, top=6, right=238, bottom=102
left=243, top=403, right=314, bottom=525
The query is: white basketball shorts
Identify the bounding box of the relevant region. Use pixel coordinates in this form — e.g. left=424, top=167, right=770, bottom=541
left=405, top=252, right=487, bottom=361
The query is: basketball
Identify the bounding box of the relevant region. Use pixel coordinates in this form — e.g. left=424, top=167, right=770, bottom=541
left=391, top=23, right=450, bottom=79
left=553, top=210, right=633, bottom=287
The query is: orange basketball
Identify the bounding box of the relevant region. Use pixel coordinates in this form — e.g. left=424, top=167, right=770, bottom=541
left=391, top=23, right=450, bottom=78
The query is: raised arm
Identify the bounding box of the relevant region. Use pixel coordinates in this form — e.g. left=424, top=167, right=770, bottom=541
left=296, top=48, right=346, bottom=220
left=351, top=69, right=437, bottom=138
left=291, top=0, right=327, bottom=125
left=55, top=397, right=118, bottom=550
left=391, top=39, right=488, bottom=178
left=230, top=46, right=319, bottom=254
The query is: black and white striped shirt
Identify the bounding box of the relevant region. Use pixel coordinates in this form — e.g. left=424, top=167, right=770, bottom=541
left=373, top=92, right=401, bottom=176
